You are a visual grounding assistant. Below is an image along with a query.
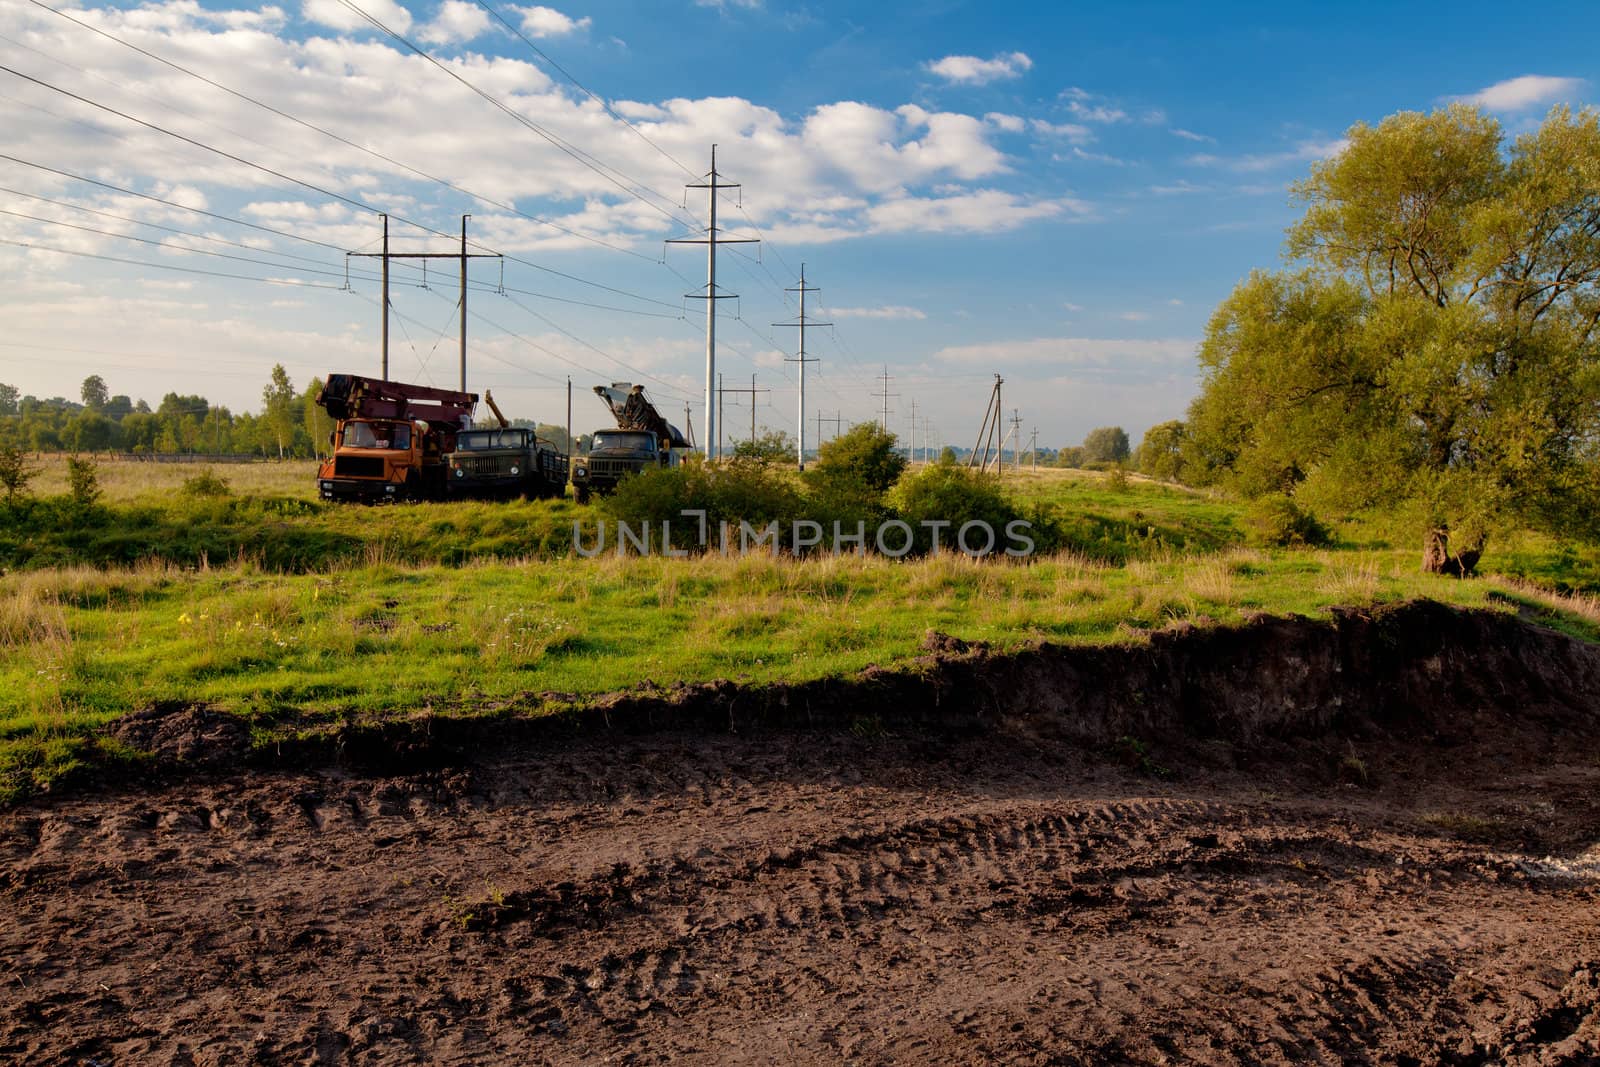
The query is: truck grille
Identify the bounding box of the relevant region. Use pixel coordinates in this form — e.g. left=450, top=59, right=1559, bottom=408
left=458, top=456, right=505, bottom=476
left=586, top=458, right=639, bottom=477
left=334, top=455, right=384, bottom=478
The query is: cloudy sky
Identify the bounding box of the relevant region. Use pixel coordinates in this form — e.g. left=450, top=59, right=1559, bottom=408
left=1, top=0, right=1595, bottom=448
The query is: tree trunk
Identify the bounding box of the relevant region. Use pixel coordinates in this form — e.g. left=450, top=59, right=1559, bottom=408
left=1421, top=525, right=1483, bottom=578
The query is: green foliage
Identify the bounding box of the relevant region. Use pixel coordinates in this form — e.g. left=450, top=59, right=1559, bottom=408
left=938, top=445, right=958, bottom=465
left=1191, top=104, right=1600, bottom=569
left=809, top=422, right=907, bottom=498
left=731, top=429, right=797, bottom=466
left=65, top=456, right=101, bottom=510
left=1137, top=420, right=1188, bottom=483
left=888, top=463, right=1043, bottom=554
left=0, top=384, right=18, bottom=418
left=0, top=445, right=38, bottom=506
left=600, top=457, right=806, bottom=551
left=1082, top=426, right=1131, bottom=464
left=181, top=468, right=233, bottom=498
left=80, top=375, right=108, bottom=411
left=1245, top=495, right=1332, bottom=548
left=1055, top=445, right=1086, bottom=469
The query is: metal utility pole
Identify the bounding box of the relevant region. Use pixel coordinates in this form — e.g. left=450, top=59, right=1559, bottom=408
left=1008, top=409, right=1024, bottom=473
left=967, top=374, right=1004, bottom=476
left=349, top=215, right=498, bottom=388
left=667, top=146, right=757, bottom=461
left=716, top=374, right=769, bottom=449
left=380, top=215, right=389, bottom=378
left=1030, top=427, right=1039, bottom=470
left=772, top=265, right=828, bottom=470
left=873, top=366, right=898, bottom=434
left=718, top=372, right=724, bottom=456
left=908, top=398, right=917, bottom=464
left=565, top=376, right=572, bottom=479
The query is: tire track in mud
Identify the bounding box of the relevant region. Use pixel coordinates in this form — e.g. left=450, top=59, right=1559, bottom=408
left=5, top=739, right=1600, bottom=1065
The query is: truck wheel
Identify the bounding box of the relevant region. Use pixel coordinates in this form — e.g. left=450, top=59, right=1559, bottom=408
left=403, top=472, right=421, bottom=502
left=575, top=486, right=590, bottom=505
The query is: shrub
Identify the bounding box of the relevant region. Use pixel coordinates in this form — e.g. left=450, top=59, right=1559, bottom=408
left=0, top=445, right=38, bottom=506
left=1245, top=494, right=1331, bottom=548
left=181, top=468, right=233, bottom=498
left=808, top=423, right=906, bottom=498
left=65, top=456, right=101, bottom=510
left=600, top=457, right=807, bottom=552
left=889, top=464, right=1043, bottom=556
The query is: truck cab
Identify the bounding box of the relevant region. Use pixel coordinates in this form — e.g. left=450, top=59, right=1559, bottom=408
left=447, top=427, right=569, bottom=499
left=314, top=375, right=476, bottom=503
left=319, top=417, right=445, bottom=501
left=572, top=429, right=674, bottom=502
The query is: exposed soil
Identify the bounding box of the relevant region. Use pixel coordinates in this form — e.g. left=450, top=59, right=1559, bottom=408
left=4, top=602, right=1600, bottom=1064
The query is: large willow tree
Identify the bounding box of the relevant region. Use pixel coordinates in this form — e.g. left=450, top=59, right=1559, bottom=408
left=1189, top=104, right=1600, bottom=574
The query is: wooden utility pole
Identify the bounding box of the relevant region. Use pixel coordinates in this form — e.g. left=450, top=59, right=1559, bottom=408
left=967, top=374, right=1004, bottom=477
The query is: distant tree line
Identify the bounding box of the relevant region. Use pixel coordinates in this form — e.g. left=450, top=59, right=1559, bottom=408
left=0, top=368, right=567, bottom=460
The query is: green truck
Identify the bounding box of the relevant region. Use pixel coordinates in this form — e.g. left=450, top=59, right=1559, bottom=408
left=571, top=383, right=692, bottom=503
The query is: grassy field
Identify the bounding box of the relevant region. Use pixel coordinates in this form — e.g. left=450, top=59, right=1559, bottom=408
left=2, top=455, right=1598, bottom=803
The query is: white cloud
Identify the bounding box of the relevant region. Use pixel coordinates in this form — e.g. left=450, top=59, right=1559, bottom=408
left=302, top=0, right=412, bottom=33
left=1061, top=87, right=1126, bottom=124
left=1170, top=128, right=1213, bottom=143
left=695, top=0, right=762, bottom=8
left=1067, top=147, right=1127, bottom=166
left=1062, top=302, right=1084, bottom=312
left=933, top=336, right=1197, bottom=372
left=1030, top=119, right=1093, bottom=143
left=515, top=4, right=592, bottom=37
left=419, top=0, right=491, bottom=44
left=1454, top=75, right=1585, bottom=112
left=866, top=190, right=1088, bottom=235
left=1119, top=311, right=1150, bottom=322
left=984, top=112, right=1026, bottom=133
left=926, top=51, right=1033, bottom=86
left=1149, top=180, right=1209, bottom=195
left=1187, top=139, right=1348, bottom=173
left=830, top=305, right=927, bottom=320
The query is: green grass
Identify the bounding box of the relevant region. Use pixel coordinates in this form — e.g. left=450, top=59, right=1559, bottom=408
left=3, top=459, right=1599, bottom=804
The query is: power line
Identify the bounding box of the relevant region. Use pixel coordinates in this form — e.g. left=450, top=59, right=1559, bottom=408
left=333, top=0, right=693, bottom=229
left=24, top=0, right=662, bottom=261
left=470, top=0, right=698, bottom=180
left=0, top=235, right=346, bottom=289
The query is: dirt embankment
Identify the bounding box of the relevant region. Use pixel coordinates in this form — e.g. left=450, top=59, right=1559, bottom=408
left=4, top=601, right=1600, bottom=1065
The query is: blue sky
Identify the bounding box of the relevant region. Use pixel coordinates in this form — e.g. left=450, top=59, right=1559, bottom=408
left=1, top=0, right=1595, bottom=448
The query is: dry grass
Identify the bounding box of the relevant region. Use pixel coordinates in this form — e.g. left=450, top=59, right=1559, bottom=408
left=25, top=454, right=318, bottom=502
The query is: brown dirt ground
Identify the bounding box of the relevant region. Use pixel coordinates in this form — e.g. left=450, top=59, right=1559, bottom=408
left=4, top=728, right=1600, bottom=1066
left=6, top=605, right=1600, bottom=1064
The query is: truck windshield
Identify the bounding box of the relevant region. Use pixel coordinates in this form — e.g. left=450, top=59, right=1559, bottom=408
left=344, top=422, right=409, bottom=450
left=591, top=432, right=655, bottom=452
left=457, top=430, right=528, bottom=450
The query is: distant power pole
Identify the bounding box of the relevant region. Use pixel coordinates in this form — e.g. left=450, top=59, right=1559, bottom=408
left=1029, top=426, right=1039, bottom=470
left=667, top=145, right=758, bottom=461
left=908, top=398, right=917, bottom=464
left=873, top=366, right=898, bottom=434
left=968, top=374, right=1004, bottom=477
left=817, top=409, right=843, bottom=446
left=350, top=214, right=499, bottom=388
left=773, top=265, right=829, bottom=470
left=716, top=374, right=769, bottom=449
left=684, top=403, right=695, bottom=449
left=1008, top=409, right=1024, bottom=471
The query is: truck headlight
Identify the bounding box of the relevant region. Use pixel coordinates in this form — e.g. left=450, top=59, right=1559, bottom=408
left=575, top=466, right=587, bottom=478
left=509, top=465, right=520, bottom=476
left=455, top=468, right=464, bottom=478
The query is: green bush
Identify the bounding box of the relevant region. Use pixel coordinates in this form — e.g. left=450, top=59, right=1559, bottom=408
left=1246, top=494, right=1331, bottom=548
left=65, top=456, right=101, bottom=510
left=180, top=468, right=232, bottom=498
left=889, top=464, right=1050, bottom=556
left=600, top=457, right=807, bottom=552
left=808, top=423, right=906, bottom=498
